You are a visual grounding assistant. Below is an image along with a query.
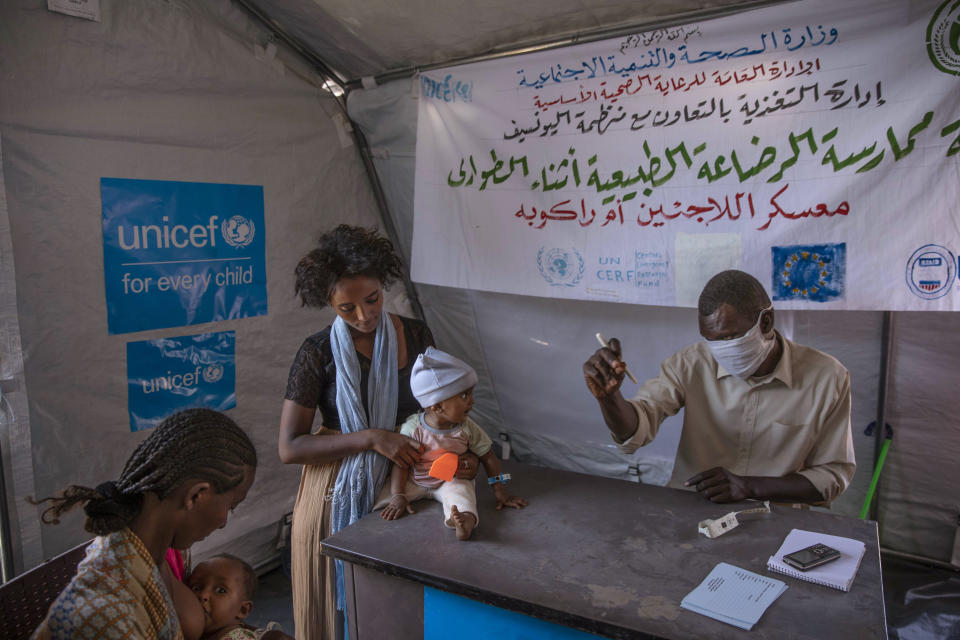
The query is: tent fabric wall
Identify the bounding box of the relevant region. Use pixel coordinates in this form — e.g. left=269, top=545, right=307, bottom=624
left=0, top=135, right=44, bottom=574
left=349, top=75, right=958, bottom=561
left=251, top=0, right=780, bottom=81
left=0, top=0, right=957, bottom=577
left=0, top=0, right=398, bottom=569
left=881, top=312, right=960, bottom=562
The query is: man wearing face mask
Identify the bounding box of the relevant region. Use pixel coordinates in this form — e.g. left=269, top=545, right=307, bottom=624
left=582, top=270, right=855, bottom=504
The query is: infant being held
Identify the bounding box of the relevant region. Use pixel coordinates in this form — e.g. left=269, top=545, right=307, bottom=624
left=378, top=347, right=526, bottom=540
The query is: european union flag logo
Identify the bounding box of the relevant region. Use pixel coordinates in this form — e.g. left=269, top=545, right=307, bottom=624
left=771, top=243, right=846, bottom=302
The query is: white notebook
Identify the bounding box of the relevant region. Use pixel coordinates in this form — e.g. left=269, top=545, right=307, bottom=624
left=681, top=562, right=788, bottom=630
left=767, top=529, right=866, bottom=592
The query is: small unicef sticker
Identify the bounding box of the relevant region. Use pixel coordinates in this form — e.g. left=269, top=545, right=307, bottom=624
left=772, top=243, right=846, bottom=302
left=906, top=244, right=956, bottom=299
left=537, top=247, right=584, bottom=287
left=126, top=331, right=236, bottom=432
left=221, top=215, right=256, bottom=249
left=202, top=363, right=225, bottom=383
left=927, top=0, right=960, bottom=75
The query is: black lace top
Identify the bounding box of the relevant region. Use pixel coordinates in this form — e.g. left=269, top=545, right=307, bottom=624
left=284, top=316, right=435, bottom=430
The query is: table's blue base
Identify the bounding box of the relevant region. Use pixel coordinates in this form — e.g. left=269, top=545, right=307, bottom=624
left=425, top=587, right=607, bottom=640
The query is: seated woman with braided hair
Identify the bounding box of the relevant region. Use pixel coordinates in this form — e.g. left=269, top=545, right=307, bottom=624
left=30, top=408, right=258, bottom=640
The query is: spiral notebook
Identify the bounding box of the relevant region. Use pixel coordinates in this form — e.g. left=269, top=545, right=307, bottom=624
left=767, top=529, right=866, bottom=592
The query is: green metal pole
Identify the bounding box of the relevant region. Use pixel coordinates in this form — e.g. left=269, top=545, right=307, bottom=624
left=860, top=438, right=891, bottom=520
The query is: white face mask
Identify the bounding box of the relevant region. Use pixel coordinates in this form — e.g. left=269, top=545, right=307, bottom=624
left=706, top=307, right=775, bottom=379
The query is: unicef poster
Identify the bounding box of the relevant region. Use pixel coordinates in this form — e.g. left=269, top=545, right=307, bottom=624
left=102, top=178, right=267, bottom=334
left=126, top=331, right=236, bottom=432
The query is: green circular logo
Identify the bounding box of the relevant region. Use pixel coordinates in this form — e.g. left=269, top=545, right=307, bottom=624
left=927, top=0, right=960, bottom=75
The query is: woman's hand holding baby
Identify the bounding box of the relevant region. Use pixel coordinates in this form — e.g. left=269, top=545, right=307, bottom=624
left=366, top=429, right=421, bottom=468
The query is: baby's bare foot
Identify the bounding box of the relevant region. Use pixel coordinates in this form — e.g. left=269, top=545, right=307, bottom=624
left=450, top=505, right=476, bottom=540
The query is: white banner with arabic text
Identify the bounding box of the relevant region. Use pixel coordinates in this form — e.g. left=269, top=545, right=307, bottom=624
left=412, top=0, right=960, bottom=310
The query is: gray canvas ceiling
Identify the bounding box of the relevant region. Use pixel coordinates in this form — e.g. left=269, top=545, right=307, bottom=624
left=247, top=0, right=787, bottom=82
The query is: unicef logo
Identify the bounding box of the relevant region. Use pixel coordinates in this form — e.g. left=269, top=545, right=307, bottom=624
left=905, top=244, right=956, bottom=299
left=202, top=363, right=224, bottom=383
left=221, top=215, right=255, bottom=249
left=927, top=0, right=960, bottom=75
left=537, top=247, right=584, bottom=287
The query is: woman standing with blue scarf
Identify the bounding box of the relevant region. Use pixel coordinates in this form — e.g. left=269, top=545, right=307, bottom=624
left=280, top=226, right=477, bottom=640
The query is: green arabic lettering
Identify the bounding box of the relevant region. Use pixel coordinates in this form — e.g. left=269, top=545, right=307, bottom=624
left=467, top=156, right=477, bottom=186
left=941, top=117, right=960, bottom=157
left=768, top=128, right=818, bottom=182
left=447, top=156, right=471, bottom=187
left=648, top=142, right=699, bottom=188
left=542, top=162, right=568, bottom=191
left=820, top=130, right=878, bottom=171
left=855, top=149, right=885, bottom=173
left=886, top=110, right=934, bottom=161
left=855, top=111, right=935, bottom=173
left=567, top=148, right=581, bottom=186
left=729, top=136, right=777, bottom=182
left=508, top=156, right=530, bottom=180
left=697, top=155, right=731, bottom=183
left=478, top=149, right=505, bottom=191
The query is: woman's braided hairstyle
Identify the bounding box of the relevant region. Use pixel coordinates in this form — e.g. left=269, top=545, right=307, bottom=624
left=294, top=225, right=404, bottom=308
left=30, top=408, right=257, bottom=536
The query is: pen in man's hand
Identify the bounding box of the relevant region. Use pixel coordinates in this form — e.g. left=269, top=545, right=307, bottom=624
left=595, top=333, right=639, bottom=384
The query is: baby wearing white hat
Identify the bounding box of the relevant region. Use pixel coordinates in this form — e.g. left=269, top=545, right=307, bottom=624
left=376, top=347, right=526, bottom=540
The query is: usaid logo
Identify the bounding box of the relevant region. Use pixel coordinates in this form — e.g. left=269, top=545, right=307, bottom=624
left=905, top=244, right=956, bottom=299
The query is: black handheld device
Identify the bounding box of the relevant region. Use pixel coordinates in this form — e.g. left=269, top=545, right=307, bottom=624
left=782, top=543, right=841, bottom=571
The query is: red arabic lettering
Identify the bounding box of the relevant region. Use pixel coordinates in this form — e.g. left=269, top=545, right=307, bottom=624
left=514, top=185, right=848, bottom=231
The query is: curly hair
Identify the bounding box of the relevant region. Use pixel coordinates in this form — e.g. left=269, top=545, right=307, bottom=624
left=697, top=270, right=771, bottom=319
left=294, top=225, right=404, bottom=308
left=29, top=408, right=257, bottom=536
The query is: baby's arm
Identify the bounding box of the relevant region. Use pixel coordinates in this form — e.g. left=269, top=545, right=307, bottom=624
left=478, top=450, right=527, bottom=510
left=381, top=463, right=415, bottom=520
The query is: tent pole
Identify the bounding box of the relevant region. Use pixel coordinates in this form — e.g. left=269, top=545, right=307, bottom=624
left=0, top=438, right=14, bottom=583
left=341, top=0, right=798, bottom=89
left=870, top=311, right=894, bottom=523
left=880, top=547, right=959, bottom=574
left=231, top=0, right=426, bottom=321
left=352, top=126, right=427, bottom=321
left=232, top=0, right=348, bottom=85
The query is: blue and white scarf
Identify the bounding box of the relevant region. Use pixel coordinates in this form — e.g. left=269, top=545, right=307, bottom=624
left=329, top=312, right=398, bottom=612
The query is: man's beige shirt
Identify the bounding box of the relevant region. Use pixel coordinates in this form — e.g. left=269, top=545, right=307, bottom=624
left=616, top=333, right=855, bottom=502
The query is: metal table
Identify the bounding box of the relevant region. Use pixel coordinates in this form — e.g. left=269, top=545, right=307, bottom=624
left=322, top=462, right=886, bottom=639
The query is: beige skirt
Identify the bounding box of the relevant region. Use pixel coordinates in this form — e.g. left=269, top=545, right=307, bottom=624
left=290, top=430, right=342, bottom=640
